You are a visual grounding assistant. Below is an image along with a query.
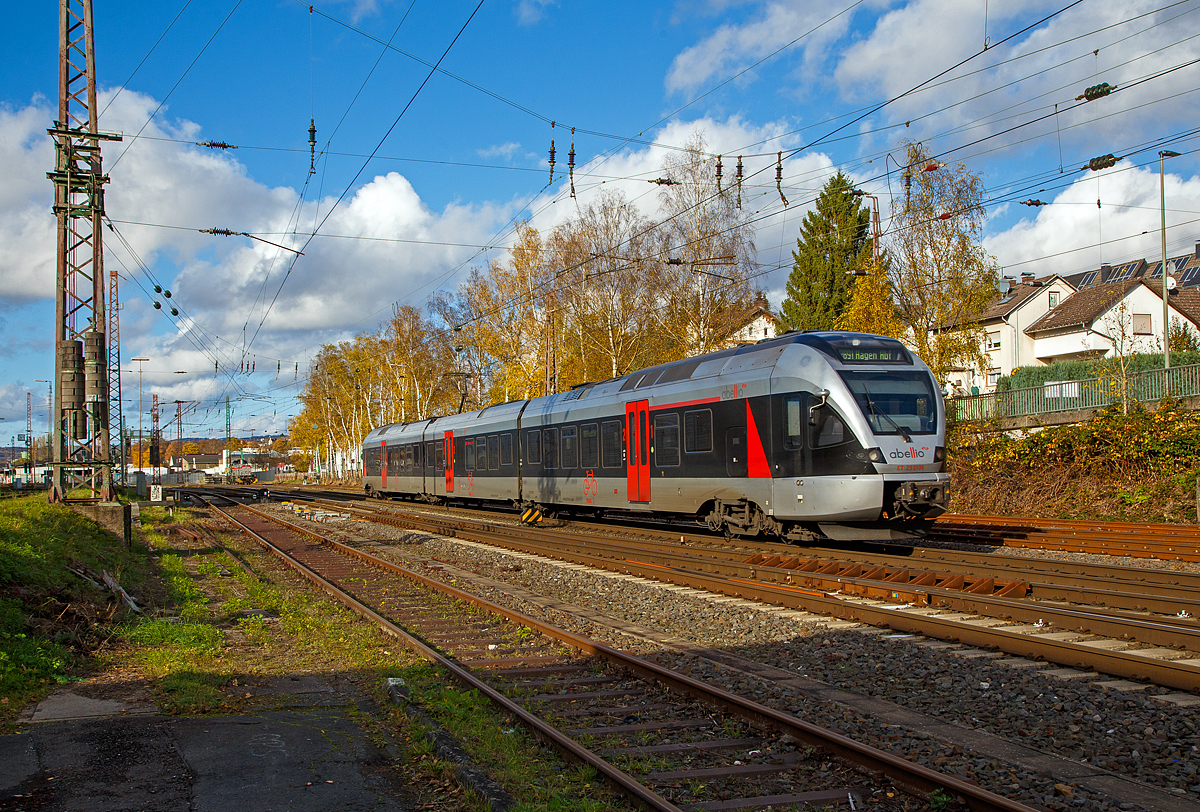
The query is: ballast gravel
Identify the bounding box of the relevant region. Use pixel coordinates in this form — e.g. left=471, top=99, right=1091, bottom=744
left=261, top=504, right=1200, bottom=812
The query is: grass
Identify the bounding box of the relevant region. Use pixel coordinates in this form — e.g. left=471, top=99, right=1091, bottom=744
left=0, top=495, right=152, bottom=717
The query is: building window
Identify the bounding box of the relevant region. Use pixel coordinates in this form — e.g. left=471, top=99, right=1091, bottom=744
left=987, top=369, right=1001, bottom=387
left=987, top=332, right=1001, bottom=350
left=1133, top=314, right=1152, bottom=335
left=1049, top=290, right=1060, bottom=307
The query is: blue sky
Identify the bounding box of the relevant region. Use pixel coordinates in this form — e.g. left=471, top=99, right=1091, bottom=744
left=3, top=0, right=1199, bottom=438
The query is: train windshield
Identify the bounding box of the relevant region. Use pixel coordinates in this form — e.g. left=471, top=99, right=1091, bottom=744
left=839, top=371, right=939, bottom=437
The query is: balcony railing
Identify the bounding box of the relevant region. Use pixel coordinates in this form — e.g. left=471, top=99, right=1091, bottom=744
left=948, top=362, right=1200, bottom=421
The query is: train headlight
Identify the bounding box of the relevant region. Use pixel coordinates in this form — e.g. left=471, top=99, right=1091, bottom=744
left=934, top=446, right=945, bottom=462
left=854, top=447, right=884, bottom=463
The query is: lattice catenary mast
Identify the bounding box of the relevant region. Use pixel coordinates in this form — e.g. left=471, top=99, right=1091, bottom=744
left=49, top=0, right=122, bottom=501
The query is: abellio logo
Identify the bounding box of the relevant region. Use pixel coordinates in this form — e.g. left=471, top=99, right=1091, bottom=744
left=889, top=446, right=929, bottom=460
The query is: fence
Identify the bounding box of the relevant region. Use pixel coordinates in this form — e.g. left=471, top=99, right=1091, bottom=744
left=949, top=362, right=1200, bottom=422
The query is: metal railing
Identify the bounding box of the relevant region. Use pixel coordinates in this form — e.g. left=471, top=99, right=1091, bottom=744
left=949, top=362, right=1200, bottom=421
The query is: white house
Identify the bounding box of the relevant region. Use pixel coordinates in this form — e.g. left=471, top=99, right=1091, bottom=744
left=1024, top=279, right=1200, bottom=363
left=724, top=298, right=778, bottom=346
left=947, top=274, right=1076, bottom=395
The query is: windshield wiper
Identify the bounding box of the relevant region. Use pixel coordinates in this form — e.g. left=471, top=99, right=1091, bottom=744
left=858, top=387, right=913, bottom=443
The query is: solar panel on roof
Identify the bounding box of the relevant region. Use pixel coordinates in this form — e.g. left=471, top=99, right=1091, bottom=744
left=1180, top=265, right=1200, bottom=287
left=1079, top=271, right=1097, bottom=287
left=1107, top=263, right=1136, bottom=282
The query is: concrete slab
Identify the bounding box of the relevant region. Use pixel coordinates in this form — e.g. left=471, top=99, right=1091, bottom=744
left=1150, top=693, right=1200, bottom=708
left=1121, top=647, right=1190, bottom=660
left=1091, top=679, right=1150, bottom=692
left=958, top=618, right=1010, bottom=627
left=21, top=689, right=158, bottom=723
left=174, top=707, right=405, bottom=811
left=1041, top=668, right=1099, bottom=681
left=911, top=641, right=962, bottom=650
left=1072, top=639, right=1131, bottom=651
left=0, top=705, right=412, bottom=811
left=992, top=658, right=1050, bottom=669
left=0, top=732, right=39, bottom=793
left=1031, top=631, right=1087, bottom=642
left=948, top=649, right=1004, bottom=659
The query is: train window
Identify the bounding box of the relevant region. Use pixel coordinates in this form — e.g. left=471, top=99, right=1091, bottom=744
left=465, top=439, right=475, bottom=471
left=683, top=409, right=712, bottom=453
left=414, top=443, right=423, bottom=470
left=476, top=436, right=488, bottom=471
left=581, top=423, right=599, bottom=468
left=500, top=433, right=513, bottom=466
left=840, top=371, right=939, bottom=435
left=654, top=414, right=680, bottom=466
left=636, top=369, right=664, bottom=388
left=784, top=396, right=804, bottom=449
left=527, top=430, right=541, bottom=464
left=639, top=412, right=648, bottom=466
left=811, top=408, right=846, bottom=448
left=544, top=428, right=559, bottom=469
left=601, top=421, right=622, bottom=468
left=435, top=440, right=443, bottom=471
left=561, top=426, right=578, bottom=469
left=426, top=442, right=434, bottom=470
left=488, top=435, right=500, bottom=470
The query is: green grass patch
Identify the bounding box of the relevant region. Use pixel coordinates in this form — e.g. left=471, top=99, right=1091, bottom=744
left=0, top=495, right=151, bottom=716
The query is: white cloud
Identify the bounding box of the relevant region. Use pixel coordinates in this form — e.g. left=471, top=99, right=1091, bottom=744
left=0, top=89, right=517, bottom=433
left=666, top=2, right=858, bottom=95
left=478, top=141, right=522, bottom=159
left=515, top=0, right=558, bottom=26
left=984, top=161, right=1200, bottom=278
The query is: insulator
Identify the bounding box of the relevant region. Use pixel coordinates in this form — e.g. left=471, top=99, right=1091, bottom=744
left=736, top=156, right=743, bottom=209
left=1021, top=200, right=1047, bottom=207
left=170, top=307, right=179, bottom=316
left=568, top=137, right=576, bottom=199
left=938, top=212, right=953, bottom=220
left=1076, top=82, right=1114, bottom=102
left=154, top=285, right=162, bottom=293
left=308, top=118, right=317, bottom=174
left=153, top=301, right=162, bottom=309
left=251, top=361, right=256, bottom=373
left=215, top=360, right=219, bottom=373
left=716, top=156, right=722, bottom=192
left=197, top=141, right=237, bottom=150
left=776, top=152, right=788, bottom=207
left=277, top=361, right=281, bottom=375
left=1084, top=153, right=1118, bottom=172
left=548, top=139, right=556, bottom=184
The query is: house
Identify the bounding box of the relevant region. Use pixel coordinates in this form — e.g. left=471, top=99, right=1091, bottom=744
left=1063, top=241, right=1200, bottom=292
left=1023, top=279, right=1200, bottom=364
left=724, top=298, right=778, bottom=346
left=947, top=273, right=1076, bottom=395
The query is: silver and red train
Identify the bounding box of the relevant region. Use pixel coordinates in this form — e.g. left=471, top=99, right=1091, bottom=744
left=361, top=331, right=949, bottom=542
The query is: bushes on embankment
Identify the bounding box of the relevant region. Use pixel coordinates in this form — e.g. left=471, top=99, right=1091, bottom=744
left=948, top=401, right=1200, bottom=523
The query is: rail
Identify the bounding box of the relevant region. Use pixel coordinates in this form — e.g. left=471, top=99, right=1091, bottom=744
left=949, top=361, right=1200, bottom=421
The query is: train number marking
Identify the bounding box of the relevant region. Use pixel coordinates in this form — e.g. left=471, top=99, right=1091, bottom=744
left=898, top=464, right=925, bottom=472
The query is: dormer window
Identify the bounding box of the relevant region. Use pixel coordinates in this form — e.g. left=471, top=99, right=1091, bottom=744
left=1049, top=290, right=1060, bottom=307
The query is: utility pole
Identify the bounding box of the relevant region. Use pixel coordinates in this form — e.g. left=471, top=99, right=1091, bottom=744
left=26, top=393, right=33, bottom=477
left=49, top=0, right=121, bottom=502
left=225, top=395, right=233, bottom=483
left=108, top=266, right=123, bottom=483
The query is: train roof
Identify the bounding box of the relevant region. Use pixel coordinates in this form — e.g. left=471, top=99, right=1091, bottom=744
left=364, top=331, right=915, bottom=441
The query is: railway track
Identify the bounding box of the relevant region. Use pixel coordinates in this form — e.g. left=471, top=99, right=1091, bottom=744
left=928, top=515, right=1200, bottom=562
left=250, top=491, right=1200, bottom=693
left=188, top=490, right=1039, bottom=812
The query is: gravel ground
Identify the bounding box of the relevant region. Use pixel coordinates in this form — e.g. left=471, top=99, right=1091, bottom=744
left=264, top=504, right=1200, bottom=811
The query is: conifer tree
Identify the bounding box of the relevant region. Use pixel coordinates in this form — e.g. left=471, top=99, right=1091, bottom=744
left=780, top=171, right=873, bottom=331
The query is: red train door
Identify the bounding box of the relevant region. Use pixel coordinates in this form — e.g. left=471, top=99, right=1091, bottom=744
left=444, top=430, right=455, bottom=492
left=625, top=400, right=650, bottom=502
left=380, top=440, right=387, bottom=487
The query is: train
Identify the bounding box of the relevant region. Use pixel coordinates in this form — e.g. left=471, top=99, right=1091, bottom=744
left=361, top=330, right=949, bottom=542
